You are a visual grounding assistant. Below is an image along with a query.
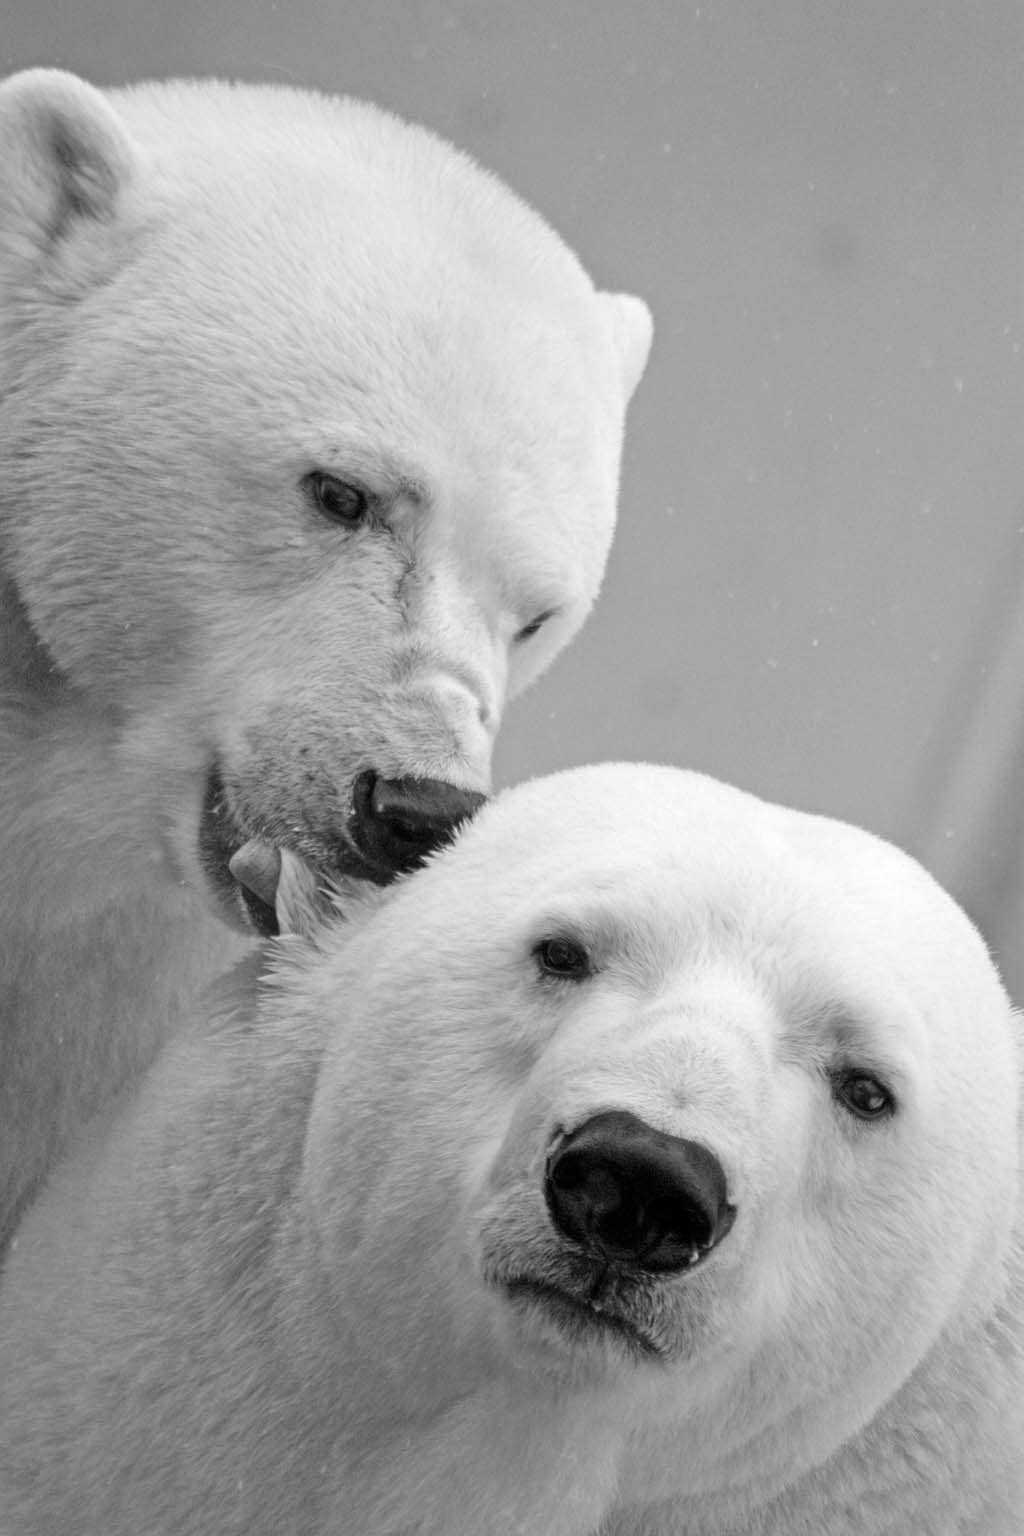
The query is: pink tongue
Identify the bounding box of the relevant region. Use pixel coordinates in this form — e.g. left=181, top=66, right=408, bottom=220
left=228, top=840, right=281, bottom=911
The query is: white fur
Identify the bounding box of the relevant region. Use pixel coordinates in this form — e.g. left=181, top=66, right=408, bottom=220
left=0, top=763, right=1019, bottom=1535
left=0, top=69, right=651, bottom=1248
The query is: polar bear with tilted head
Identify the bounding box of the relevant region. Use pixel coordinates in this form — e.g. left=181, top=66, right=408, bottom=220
left=0, top=764, right=1020, bottom=1535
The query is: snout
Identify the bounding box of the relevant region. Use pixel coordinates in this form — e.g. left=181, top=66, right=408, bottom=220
left=545, top=1110, right=736, bottom=1273
left=198, top=763, right=487, bottom=938
left=348, top=770, right=487, bottom=880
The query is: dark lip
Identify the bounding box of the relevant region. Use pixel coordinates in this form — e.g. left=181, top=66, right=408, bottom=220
left=501, top=1276, right=663, bottom=1361
left=197, top=766, right=278, bottom=936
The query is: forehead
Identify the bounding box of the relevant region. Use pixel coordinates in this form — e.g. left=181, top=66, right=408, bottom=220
left=118, top=102, right=621, bottom=534
left=120, top=84, right=615, bottom=405
left=452, top=767, right=971, bottom=992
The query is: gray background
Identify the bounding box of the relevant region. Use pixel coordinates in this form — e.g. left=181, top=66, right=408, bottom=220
left=6, top=0, right=1023, bottom=993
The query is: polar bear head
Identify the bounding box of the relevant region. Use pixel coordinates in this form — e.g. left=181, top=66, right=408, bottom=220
left=0, top=71, right=650, bottom=929
left=289, top=762, right=1018, bottom=1506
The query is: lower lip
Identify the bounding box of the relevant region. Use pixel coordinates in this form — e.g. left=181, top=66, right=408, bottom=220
left=503, top=1278, right=660, bottom=1359
left=195, top=767, right=278, bottom=935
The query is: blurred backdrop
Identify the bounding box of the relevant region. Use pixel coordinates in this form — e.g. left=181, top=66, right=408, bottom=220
left=5, top=0, right=1023, bottom=993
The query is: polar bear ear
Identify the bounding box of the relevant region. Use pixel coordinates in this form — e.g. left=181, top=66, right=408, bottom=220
left=0, top=69, right=138, bottom=292
left=601, top=291, right=654, bottom=404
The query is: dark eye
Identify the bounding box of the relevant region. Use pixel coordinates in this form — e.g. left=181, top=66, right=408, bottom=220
left=534, top=936, right=591, bottom=980
left=833, top=1070, right=895, bottom=1121
left=515, top=610, right=555, bottom=644
left=305, top=471, right=370, bottom=527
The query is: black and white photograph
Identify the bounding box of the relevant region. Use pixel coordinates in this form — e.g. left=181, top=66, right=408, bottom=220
left=0, top=3, right=1021, bottom=1532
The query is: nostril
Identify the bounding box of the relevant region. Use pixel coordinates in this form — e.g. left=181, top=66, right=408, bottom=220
left=544, top=1110, right=735, bottom=1274
left=349, top=770, right=486, bottom=876
left=369, top=777, right=470, bottom=843
left=549, top=1158, right=652, bottom=1254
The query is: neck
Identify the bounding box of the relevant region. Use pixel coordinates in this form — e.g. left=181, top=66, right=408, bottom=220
left=0, top=606, right=249, bottom=1246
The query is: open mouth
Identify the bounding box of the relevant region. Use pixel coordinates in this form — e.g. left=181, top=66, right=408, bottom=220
left=197, top=762, right=412, bottom=939
left=502, top=1276, right=663, bottom=1361
left=197, top=761, right=488, bottom=940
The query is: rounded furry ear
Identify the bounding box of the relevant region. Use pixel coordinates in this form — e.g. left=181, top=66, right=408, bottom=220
left=602, top=291, right=653, bottom=404
left=0, top=69, right=137, bottom=261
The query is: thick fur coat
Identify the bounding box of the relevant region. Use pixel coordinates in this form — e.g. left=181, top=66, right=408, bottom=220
left=0, top=69, right=651, bottom=1250
left=1, top=764, right=1019, bottom=1535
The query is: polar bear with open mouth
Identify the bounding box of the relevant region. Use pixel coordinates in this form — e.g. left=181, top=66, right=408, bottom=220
left=0, top=764, right=1020, bottom=1535
left=0, top=68, right=651, bottom=1252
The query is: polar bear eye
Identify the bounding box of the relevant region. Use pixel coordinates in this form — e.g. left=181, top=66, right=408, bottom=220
left=534, top=936, right=591, bottom=980
left=514, top=610, right=555, bottom=644
left=833, top=1070, right=895, bottom=1121
left=305, top=471, right=370, bottom=527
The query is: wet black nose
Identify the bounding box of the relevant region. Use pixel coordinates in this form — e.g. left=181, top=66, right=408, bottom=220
left=544, top=1110, right=735, bottom=1273
left=349, top=770, right=486, bottom=879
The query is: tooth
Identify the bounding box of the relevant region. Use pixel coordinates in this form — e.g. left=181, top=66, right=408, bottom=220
left=274, top=848, right=332, bottom=938
left=228, top=840, right=281, bottom=910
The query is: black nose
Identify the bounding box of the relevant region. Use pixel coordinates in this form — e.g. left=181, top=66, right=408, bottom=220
left=348, top=770, right=486, bottom=879
left=544, top=1110, right=736, bottom=1274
